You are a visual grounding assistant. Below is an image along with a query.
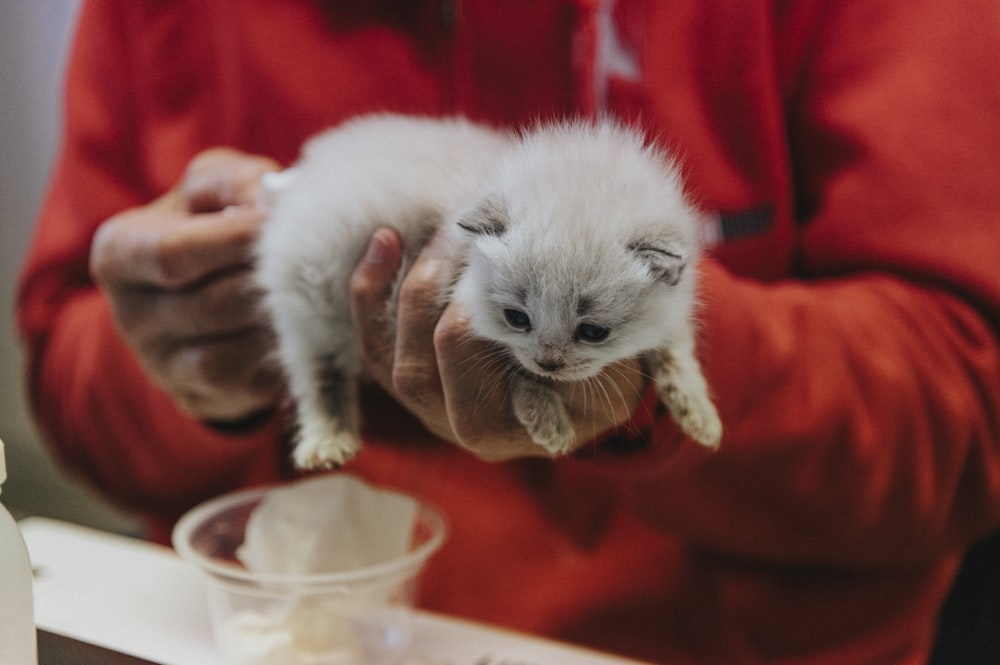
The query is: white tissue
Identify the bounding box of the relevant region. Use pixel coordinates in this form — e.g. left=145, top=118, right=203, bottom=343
left=221, top=475, right=423, bottom=665
left=238, top=474, right=419, bottom=576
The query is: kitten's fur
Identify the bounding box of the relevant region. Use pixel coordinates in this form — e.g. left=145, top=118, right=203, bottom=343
left=256, top=114, right=721, bottom=468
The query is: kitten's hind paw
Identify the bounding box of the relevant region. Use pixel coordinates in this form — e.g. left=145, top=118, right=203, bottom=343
left=292, top=422, right=362, bottom=470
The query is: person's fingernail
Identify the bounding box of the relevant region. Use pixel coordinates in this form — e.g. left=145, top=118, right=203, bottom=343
left=364, top=230, right=393, bottom=265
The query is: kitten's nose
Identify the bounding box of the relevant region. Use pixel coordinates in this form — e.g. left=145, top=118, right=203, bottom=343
left=536, top=358, right=565, bottom=373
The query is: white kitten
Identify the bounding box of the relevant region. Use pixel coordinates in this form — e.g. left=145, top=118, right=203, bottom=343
left=256, top=114, right=721, bottom=469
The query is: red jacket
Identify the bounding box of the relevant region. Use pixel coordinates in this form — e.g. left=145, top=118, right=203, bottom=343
left=17, top=1, right=1000, bottom=663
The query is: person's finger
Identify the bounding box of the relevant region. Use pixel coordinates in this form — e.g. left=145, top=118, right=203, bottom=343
left=112, top=267, right=264, bottom=341
left=91, top=204, right=266, bottom=290
left=390, top=231, right=456, bottom=414
left=180, top=148, right=281, bottom=213
left=433, top=301, right=541, bottom=460
left=350, top=228, right=404, bottom=389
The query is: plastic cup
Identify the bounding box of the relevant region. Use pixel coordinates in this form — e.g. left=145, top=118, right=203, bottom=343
left=172, top=480, right=447, bottom=665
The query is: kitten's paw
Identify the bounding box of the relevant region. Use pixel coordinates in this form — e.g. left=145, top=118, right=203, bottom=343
left=657, top=381, right=722, bottom=449
left=293, top=420, right=362, bottom=469
left=511, top=380, right=576, bottom=456
left=679, top=398, right=723, bottom=450
left=531, top=418, right=576, bottom=456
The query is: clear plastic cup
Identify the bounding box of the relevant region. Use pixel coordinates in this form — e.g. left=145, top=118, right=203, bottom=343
left=172, top=480, right=447, bottom=665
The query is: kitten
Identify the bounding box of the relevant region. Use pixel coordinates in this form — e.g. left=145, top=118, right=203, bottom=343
left=256, top=114, right=721, bottom=469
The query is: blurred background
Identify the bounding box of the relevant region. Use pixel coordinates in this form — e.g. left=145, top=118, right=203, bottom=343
left=1, top=1, right=138, bottom=533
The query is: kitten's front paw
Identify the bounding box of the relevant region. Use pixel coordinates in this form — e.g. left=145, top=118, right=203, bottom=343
left=511, top=379, right=576, bottom=455
left=690, top=405, right=723, bottom=449
left=293, top=420, right=362, bottom=469
left=657, top=381, right=723, bottom=449
left=651, top=348, right=723, bottom=450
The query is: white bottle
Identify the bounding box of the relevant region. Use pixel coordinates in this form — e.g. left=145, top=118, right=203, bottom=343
left=0, top=437, right=38, bottom=664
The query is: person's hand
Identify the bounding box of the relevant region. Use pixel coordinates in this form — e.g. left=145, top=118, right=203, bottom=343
left=89, top=148, right=284, bottom=425
left=349, top=228, right=649, bottom=461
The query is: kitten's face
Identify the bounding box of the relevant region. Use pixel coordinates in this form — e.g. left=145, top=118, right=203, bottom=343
left=476, top=268, right=666, bottom=381
left=453, top=205, right=692, bottom=382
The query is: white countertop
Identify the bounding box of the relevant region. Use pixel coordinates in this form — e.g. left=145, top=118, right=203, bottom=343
left=22, top=517, right=652, bottom=665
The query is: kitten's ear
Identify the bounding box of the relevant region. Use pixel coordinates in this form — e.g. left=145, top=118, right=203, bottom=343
left=629, top=238, right=687, bottom=285
left=457, top=198, right=508, bottom=237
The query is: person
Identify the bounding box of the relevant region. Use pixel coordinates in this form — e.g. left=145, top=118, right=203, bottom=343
left=16, top=1, right=1000, bottom=663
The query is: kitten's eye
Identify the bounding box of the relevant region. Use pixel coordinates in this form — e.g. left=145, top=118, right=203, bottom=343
left=503, top=308, right=531, bottom=331
left=576, top=323, right=610, bottom=343
left=504, top=308, right=531, bottom=331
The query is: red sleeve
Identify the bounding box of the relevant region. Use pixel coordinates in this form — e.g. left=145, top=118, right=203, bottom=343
left=15, top=0, right=288, bottom=526
left=591, top=1, right=1000, bottom=566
